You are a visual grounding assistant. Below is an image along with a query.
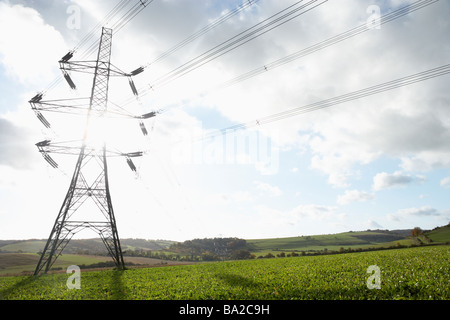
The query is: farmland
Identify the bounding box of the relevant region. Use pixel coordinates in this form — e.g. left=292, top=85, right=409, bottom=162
left=1, top=225, right=448, bottom=276
left=0, top=245, right=448, bottom=300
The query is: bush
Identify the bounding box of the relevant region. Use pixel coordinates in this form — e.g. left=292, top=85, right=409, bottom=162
left=230, top=249, right=252, bottom=260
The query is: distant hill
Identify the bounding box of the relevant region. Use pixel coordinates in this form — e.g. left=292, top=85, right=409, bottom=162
left=1, top=225, right=448, bottom=275
left=0, top=238, right=175, bottom=255
left=425, top=224, right=450, bottom=243
left=245, top=229, right=412, bottom=254
left=246, top=225, right=450, bottom=255
left=1, top=224, right=448, bottom=256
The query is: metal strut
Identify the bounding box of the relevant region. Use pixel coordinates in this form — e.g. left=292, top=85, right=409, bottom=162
left=34, top=27, right=125, bottom=275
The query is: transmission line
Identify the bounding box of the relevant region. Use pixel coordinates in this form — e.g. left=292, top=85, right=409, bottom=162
left=131, top=0, right=328, bottom=102
left=121, top=0, right=437, bottom=115
left=143, top=0, right=261, bottom=68
left=197, top=63, right=450, bottom=141
left=218, top=0, right=439, bottom=89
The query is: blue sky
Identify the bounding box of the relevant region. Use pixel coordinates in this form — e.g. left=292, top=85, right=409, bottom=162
left=0, top=0, right=449, bottom=241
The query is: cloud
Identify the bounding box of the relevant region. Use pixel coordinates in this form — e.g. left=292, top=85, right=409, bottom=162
left=0, top=117, right=37, bottom=169
left=211, top=0, right=450, bottom=188
left=95, top=0, right=450, bottom=192
left=253, top=180, right=282, bottom=197
left=440, top=177, right=450, bottom=189
left=397, top=206, right=440, bottom=217
left=252, top=203, right=341, bottom=236
left=0, top=2, right=66, bottom=85
left=290, top=204, right=337, bottom=220
left=400, top=150, right=450, bottom=172
left=367, top=219, right=383, bottom=230
left=337, top=189, right=375, bottom=205
left=205, top=190, right=254, bottom=206
left=373, top=171, right=426, bottom=191
left=388, top=206, right=450, bottom=223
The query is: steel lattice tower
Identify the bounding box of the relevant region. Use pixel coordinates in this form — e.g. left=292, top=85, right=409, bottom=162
left=34, top=28, right=132, bottom=275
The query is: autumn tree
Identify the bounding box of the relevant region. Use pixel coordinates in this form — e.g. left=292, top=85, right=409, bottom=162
left=411, top=227, right=422, bottom=237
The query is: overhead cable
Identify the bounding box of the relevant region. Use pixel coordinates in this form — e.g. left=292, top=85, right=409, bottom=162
left=197, top=64, right=450, bottom=141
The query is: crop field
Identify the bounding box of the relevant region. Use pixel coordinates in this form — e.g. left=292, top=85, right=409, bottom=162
left=0, top=245, right=448, bottom=300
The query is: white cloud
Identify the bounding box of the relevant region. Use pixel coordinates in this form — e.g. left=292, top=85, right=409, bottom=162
left=0, top=2, right=66, bottom=85
left=388, top=206, right=450, bottom=225
left=0, top=117, right=38, bottom=169
left=367, top=219, right=383, bottom=230
left=440, top=177, right=450, bottom=189
left=397, top=206, right=440, bottom=217
left=337, top=189, right=375, bottom=205
left=205, top=190, right=254, bottom=206
left=251, top=203, right=342, bottom=237
left=290, top=204, right=337, bottom=220
left=233, top=0, right=450, bottom=188
left=400, top=150, right=450, bottom=172
left=253, top=180, right=282, bottom=197
left=373, top=171, right=426, bottom=191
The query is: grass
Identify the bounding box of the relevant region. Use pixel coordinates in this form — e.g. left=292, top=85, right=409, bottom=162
left=246, top=230, right=409, bottom=255
left=0, top=253, right=111, bottom=276
left=0, top=253, right=192, bottom=276
left=0, top=240, right=47, bottom=253
left=0, top=245, right=448, bottom=300
left=426, top=225, right=450, bottom=243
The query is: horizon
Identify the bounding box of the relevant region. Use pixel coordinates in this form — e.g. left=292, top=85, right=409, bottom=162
left=1, top=222, right=446, bottom=243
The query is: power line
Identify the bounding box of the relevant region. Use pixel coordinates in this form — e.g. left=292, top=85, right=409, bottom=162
left=122, top=0, right=437, bottom=108
left=132, top=0, right=328, bottom=102
left=217, top=0, right=439, bottom=89
left=197, top=64, right=450, bottom=141
left=123, top=0, right=437, bottom=116
left=143, top=0, right=261, bottom=68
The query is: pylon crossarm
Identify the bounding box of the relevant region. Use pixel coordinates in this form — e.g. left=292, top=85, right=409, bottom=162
left=59, top=61, right=129, bottom=77
left=35, top=140, right=142, bottom=157
left=30, top=98, right=138, bottom=119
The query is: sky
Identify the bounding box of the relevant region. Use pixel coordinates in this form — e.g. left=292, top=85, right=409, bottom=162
left=0, top=0, right=449, bottom=242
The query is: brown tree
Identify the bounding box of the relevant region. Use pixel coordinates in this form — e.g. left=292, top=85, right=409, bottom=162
left=411, top=227, right=422, bottom=237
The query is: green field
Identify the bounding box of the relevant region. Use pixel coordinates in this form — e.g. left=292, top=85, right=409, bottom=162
left=0, top=245, right=448, bottom=300
left=0, top=253, right=117, bottom=276
left=247, top=231, right=406, bottom=254
left=246, top=225, right=449, bottom=255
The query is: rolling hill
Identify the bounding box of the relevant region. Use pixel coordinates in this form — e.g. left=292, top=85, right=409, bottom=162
left=1, top=224, right=448, bottom=275
left=246, top=230, right=409, bottom=255
left=246, top=225, right=449, bottom=255
left=425, top=224, right=450, bottom=243
left=0, top=238, right=175, bottom=255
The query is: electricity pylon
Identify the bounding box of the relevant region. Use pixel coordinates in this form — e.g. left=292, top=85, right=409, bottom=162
left=32, top=27, right=153, bottom=275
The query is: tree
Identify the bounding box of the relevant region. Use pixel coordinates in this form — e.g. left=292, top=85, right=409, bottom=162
left=230, top=249, right=252, bottom=260
left=411, top=227, right=422, bottom=237
left=202, top=251, right=218, bottom=261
